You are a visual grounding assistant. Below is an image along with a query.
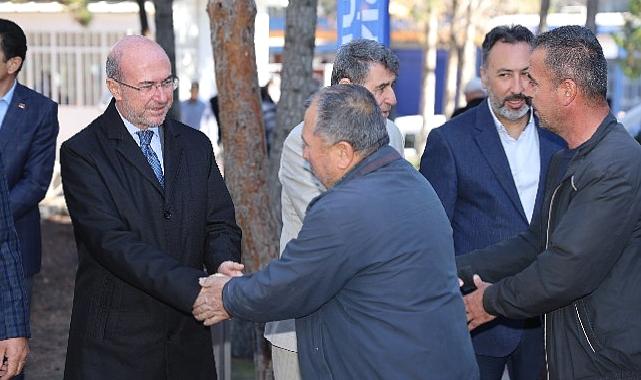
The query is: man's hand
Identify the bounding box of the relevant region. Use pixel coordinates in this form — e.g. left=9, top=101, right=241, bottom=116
left=217, top=261, right=244, bottom=277
left=192, top=274, right=232, bottom=326
left=0, top=337, right=28, bottom=379
left=463, top=275, right=496, bottom=331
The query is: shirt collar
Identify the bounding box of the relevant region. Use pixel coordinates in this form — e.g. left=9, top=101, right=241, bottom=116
left=115, top=108, right=161, bottom=143
left=487, top=100, right=535, bottom=139
left=1, top=80, right=18, bottom=104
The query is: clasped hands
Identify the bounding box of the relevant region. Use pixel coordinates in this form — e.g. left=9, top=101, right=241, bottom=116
left=192, top=261, right=243, bottom=326
left=460, top=274, right=497, bottom=331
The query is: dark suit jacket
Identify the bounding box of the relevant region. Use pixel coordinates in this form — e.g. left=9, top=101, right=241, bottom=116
left=0, top=83, right=59, bottom=277
left=60, top=100, right=241, bottom=380
left=419, top=100, right=564, bottom=357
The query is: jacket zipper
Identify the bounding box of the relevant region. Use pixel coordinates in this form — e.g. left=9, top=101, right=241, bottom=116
left=544, top=183, right=562, bottom=380
left=575, top=303, right=596, bottom=353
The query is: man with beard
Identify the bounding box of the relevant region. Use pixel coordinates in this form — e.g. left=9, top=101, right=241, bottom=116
left=419, top=25, right=564, bottom=379
left=60, top=35, right=242, bottom=379
left=461, top=25, right=641, bottom=379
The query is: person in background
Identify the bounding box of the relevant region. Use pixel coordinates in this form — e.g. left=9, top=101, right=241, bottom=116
left=180, top=81, right=209, bottom=131
left=451, top=76, right=487, bottom=118
left=260, top=84, right=276, bottom=153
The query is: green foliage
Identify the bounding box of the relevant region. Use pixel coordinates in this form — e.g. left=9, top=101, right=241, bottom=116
left=64, top=0, right=92, bottom=26
left=614, top=0, right=641, bottom=78
left=8, top=0, right=93, bottom=26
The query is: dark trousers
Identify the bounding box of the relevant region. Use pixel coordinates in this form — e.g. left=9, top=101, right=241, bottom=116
left=476, top=324, right=545, bottom=380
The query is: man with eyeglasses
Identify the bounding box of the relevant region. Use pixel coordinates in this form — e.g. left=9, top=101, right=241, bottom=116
left=60, top=35, right=242, bottom=380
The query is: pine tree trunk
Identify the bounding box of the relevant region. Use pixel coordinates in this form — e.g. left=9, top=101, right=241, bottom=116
left=267, top=0, right=319, bottom=234
left=207, top=0, right=279, bottom=378
left=137, top=0, right=149, bottom=36
left=586, top=0, right=599, bottom=34
left=153, top=0, right=180, bottom=120
left=538, top=0, right=550, bottom=33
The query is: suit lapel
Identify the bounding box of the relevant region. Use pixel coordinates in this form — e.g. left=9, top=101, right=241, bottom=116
left=473, top=101, right=528, bottom=222
left=0, top=83, right=28, bottom=151
left=161, top=120, right=183, bottom=202
left=103, top=101, right=164, bottom=195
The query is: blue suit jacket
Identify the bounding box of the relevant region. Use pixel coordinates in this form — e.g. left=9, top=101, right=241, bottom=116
left=419, top=100, right=564, bottom=357
left=0, top=151, right=29, bottom=339
left=0, top=83, right=59, bottom=277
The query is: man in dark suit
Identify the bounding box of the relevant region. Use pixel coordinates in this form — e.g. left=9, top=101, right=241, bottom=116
left=0, top=17, right=59, bottom=342
left=0, top=154, right=29, bottom=380
left=420, top=25, right=564, bottom=379
left=60, top=35, right=242, bottom=380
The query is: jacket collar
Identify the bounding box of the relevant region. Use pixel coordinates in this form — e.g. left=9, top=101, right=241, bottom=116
left=0, top=82, right=28, bottom=151
left=100, top=98, right=184, bottom=197
left=572, top=113, right=618, bottom=159
left=307, top=145, right=401, bottom=210
left=559, top=113, right=618, bottom=181
left=472, top=99, right=528, bottom=221
left=334, top=145, right=401, bottom=188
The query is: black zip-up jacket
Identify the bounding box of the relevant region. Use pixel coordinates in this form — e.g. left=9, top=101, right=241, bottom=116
left=458, top=114, right=641, bottom=379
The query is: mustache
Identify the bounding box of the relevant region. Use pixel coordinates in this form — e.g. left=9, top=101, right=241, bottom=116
left=504, top=93, right=532, bottom=105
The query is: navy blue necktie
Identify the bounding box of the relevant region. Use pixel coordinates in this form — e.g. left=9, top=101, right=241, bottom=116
left=136, top=130, right=164, bottom=188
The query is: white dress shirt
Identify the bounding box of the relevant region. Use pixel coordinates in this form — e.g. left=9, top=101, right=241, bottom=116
left=118, top=111, right=165, bottom=172
left=488, top=103, right=540, bottom=223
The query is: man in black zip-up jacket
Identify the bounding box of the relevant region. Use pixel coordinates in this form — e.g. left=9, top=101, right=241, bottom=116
left=458, top=25, right=641, bottom=379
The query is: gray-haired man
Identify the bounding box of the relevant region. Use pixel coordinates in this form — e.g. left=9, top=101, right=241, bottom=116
left=266, top=39, right=405, bottom=378
left=194, top=84, right=478, bottom=380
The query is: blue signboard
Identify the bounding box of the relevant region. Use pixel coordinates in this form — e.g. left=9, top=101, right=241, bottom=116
left=337, top=0, right=390, bottom=47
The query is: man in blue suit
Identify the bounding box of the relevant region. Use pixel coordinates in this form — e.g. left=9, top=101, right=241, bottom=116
left=0, top=153, right=29, bottom=380
left=0, top=18, right=59, bottom=355
left=420, top=25, right=564, bottom=379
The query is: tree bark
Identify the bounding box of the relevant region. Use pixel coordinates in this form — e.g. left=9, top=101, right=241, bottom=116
left=538, top=0, right=550, bottom=33
left=153, top=0, right=180, bottom=121
left=267, top=0, right=319, bottom=235
left=137, top=0, right=150, bottom=36
left=586, top=0, right=599, bottom=34
left=444, top=0, right=461, bottom=116
left=207, top=0, right=279, bottom=378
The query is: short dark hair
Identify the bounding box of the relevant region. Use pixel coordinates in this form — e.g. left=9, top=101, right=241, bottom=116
left=534, top=25, right=608, bottom=103
left=313, top=84, right=389, bottom=156
left=0, top=19, right=27, bottom=73
left=481, top=25, right=534, bottom=67
left=330, top=39, right=399, bottom=86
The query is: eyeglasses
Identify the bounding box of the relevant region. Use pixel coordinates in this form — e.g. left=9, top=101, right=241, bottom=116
left=111, top=76, right=179, bottom=95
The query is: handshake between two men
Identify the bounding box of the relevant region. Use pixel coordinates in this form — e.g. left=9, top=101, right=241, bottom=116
left=193, top=261, right=498, bottom=333
left=460, top=274, right=497, bottom=332
left=191, top=260, right=243, bottom=326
